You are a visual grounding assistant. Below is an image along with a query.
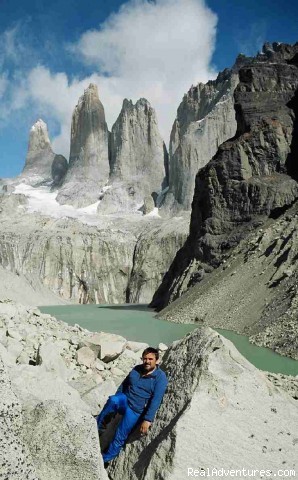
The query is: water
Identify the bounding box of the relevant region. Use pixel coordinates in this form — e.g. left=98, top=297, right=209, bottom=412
left=40, top=304, right=298, bottom=377
left=217, top=329, right=298, bottom=377
left=39, top=304, right=197, bottom=346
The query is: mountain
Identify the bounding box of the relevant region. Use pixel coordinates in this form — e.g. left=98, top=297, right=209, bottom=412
left=56, top=84, right=110, bottom=208
left=150, top=42, right=298, bottom=355
left=21, top=119, right=67, bottom=187
left=98, top=98, right=167, bottom=214
left=164, top=69, right=238, bottom=211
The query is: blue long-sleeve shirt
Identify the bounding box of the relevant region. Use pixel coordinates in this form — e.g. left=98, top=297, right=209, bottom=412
left=116, top=364, right=168, bottom=422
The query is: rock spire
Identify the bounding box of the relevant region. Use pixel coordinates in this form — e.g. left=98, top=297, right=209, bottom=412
left=57, top=83, right=109, bottom=207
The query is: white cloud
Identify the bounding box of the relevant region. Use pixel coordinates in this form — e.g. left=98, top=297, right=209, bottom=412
left=72, top=0, right=218, bottom=142
left=1, top=0, right=217, bottom=161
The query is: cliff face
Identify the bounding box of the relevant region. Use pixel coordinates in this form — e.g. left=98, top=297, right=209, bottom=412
left=164, top=70, right=238, bottom=211
left=0, top=199, right=188, bottom=304
left=151, top=42, right=298, bottom=310
left=98, top=98, right=167, bottom=214
left=57, top=84, right=109, bottom=207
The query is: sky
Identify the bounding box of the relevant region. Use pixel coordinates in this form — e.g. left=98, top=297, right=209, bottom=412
left=0, top=0, right=297, bottom=178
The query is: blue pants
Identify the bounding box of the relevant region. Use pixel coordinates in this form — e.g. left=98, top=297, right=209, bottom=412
left=97, top=393, right=141, bottom=462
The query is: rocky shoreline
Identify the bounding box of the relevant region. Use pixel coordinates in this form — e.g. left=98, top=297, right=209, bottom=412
left=1, top=300, right=297, bottom=479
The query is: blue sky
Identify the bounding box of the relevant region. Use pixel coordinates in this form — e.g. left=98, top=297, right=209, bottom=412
left=0, top=0, right=297, bottom=178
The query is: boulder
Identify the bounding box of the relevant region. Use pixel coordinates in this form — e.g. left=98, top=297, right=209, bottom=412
left=76, top=346, right=97, bottom=368
left=84, top=332, right=127, bottom=363
left=108, top=328, right=298, bottom=479
left=0, top=356, right=38, bottom=480
left=36, top=341, right=69, bottom=381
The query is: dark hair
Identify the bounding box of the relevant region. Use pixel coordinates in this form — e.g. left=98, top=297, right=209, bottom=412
left=142, top=347, right=159, bottom=360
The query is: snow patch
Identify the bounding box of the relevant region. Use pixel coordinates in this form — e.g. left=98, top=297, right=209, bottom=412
left=13, top=184, right=100, bottom=224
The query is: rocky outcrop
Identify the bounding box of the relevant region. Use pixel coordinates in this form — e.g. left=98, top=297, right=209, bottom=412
left=164, top=70, right=238, bottom=211
left=57, top=84, right=109, bottom=207
left=21, top=119, right=67, bottom=186
left=108, top=327, right=298, bottom=479
left=0, top=355, right=39, bottom=480
left=151, top=42, right=298, bottom=310
left=156, top=200, right=298, bottom=359
left=0, top=302, right=107, bottom=480
left=98, top=98, right=166, bottom=213
left=127, top=217, right=190, bottom=303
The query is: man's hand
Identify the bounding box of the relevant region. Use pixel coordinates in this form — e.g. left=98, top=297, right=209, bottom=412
left=140, top=420, right=151, bottom=435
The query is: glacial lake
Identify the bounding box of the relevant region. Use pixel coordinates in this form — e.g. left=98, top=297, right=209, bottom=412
left=40, top=304, right=298, bottom=377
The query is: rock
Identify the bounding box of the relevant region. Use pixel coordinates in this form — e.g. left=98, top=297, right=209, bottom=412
left=94, top=358, right=105, bottom=371
left=126, top=341, right=149, bottom=353
left=98, top=98, right=167, bottom=213
left=5, top=337, right=23, bottom=363
left=9, top=364, right=91, bottom=412
left=112, top=348, right=140, bottom=373
left=21, top=119, right=56, bottom=185
left=158, top=342, right=168, bottom=351
left=51, top=154, right=68, bottom=186
left=83, top=332, right=127, bottom=363
left=0, top=356, right=39, bottom=480
left=108, top=328, right=298, bottom=479
left=151, top=42, right=298, bottom=310
left=143, top=195, right=155, bottom=215
left=69, top=374, right=104, bottom=414
left=23, top=400, right=108, bottom=480
left=36, top=341, right=69, bottom=381
left=57, top=83, right=109, bottom=207
left=164, top=69, right=238, bottom=211
left=76, top=346, right=97, bottom=368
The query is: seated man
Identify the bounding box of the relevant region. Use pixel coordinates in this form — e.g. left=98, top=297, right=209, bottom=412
left=97, top=346, right=168, bottom=464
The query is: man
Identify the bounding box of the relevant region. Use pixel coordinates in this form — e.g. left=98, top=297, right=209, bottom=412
left=97, top=347, right=168, bottom=463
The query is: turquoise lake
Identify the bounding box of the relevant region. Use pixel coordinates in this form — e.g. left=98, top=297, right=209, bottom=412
left=40, top=304, right=298, bottom=377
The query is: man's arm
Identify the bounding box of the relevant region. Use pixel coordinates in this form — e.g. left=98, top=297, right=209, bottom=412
left=143, top=373, right=168, bottom=424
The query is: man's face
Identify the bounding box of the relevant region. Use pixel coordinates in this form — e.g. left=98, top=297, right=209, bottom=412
left=142, top=353, right=158, bottom=372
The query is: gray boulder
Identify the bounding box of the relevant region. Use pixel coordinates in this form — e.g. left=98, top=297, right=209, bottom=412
left=0, top=356, right=39, bottom=480
left=108, top=328, right=298, bottom=479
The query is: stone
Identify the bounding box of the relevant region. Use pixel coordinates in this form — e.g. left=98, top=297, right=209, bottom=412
left=51, top=154, right=68, bottom=186
left=23, top=400, right=108, bottom=480
left=36, top=341, right=69, bottom=381
left=98, top=98, right=167, bottom=213
left=84, top=332, right=127, bottom=363
left=108, top=328, right=298, bottom=479
left=158, top=342, right=168, bottom=351
left=76, top=346, right=97, bottom=368
left=142, top=195, right=155, bottom=215
left=152, top=42, right=298, bottom=311
left=164, top=69, right=239, bottom=211
left=126, top=341, right=149, bottom=353
left=9, top=364, right=91, bottom=412
left=0, top=356, right=39, bottom=480
left=57, top=83, right=109, bottom=207
left=21, top=119, right=56, bottom=185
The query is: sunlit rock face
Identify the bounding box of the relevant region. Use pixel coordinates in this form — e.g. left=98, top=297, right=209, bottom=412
left=97, top=98, right=167, bottom=214
left=21, top=119, right=58, bottom=186
left=57, top=84, right=109, bottom=208
left=152, top=42, right=298, bottom=310
left=163, top=69, right=238, bottom=211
